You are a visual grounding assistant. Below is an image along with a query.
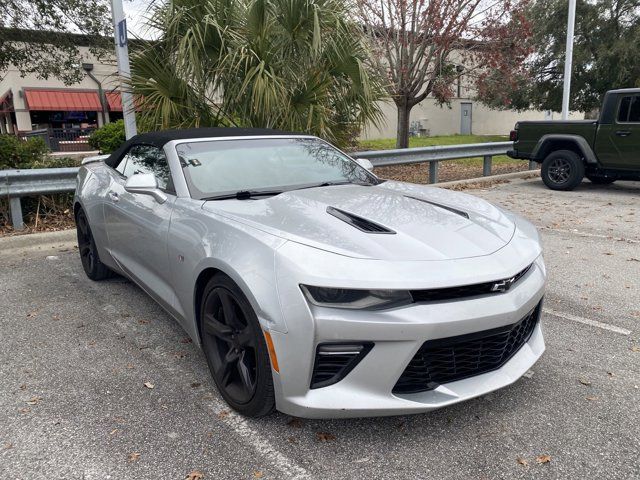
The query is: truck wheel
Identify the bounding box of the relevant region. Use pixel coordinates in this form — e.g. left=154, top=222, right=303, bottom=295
left=541, top=150, right=585, bottom=191
left=586, top=174, right=616, bottom=185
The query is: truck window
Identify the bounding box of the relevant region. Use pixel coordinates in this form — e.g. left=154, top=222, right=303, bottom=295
left=618, top=95, right=640, bottom=122
left=629, top=96, right=640, bottom=122
left=618, top=96, right=631, bottom=122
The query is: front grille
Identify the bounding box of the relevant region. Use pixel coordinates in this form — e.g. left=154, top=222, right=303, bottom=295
left=393, top=302, right=542, bottom=394
left=410, top=264, right=532, bottom=303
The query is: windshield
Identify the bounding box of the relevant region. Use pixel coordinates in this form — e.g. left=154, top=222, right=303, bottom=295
left=176, top=137, right=378, bottom=199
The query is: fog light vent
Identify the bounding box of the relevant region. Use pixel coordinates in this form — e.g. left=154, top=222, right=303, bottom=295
left=310, top=343, right=373, bottom=389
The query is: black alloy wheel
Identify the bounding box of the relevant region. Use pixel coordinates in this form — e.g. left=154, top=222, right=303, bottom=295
left=75, top=208, right=112, bottom=280
left=541, top=150, right=585, bottom=191
left=200, top=274, right=275, bottom=417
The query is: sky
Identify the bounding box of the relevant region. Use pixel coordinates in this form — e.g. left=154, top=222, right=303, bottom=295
left=122, top=0, right=158, bottom=38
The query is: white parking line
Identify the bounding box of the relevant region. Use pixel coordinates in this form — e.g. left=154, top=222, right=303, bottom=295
left=543, top=308, right=632, bottom=336
left=202, top=400, right=311, bottom=479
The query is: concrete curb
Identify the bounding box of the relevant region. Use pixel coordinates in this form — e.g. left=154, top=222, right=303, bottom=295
left=435, top=169, right=541, bottom=188
left=0, top=229, right=76, bottom=255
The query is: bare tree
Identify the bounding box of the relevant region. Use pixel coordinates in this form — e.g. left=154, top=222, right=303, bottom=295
left=356, top=0, right=532, bottom=148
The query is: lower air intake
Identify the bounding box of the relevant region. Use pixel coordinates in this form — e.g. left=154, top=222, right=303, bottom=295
left=393, top=302, right=542, bottom=394
left=310, top=343, right=373, bottom=389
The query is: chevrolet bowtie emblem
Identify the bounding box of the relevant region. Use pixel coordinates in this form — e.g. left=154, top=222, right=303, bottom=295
left=491, top=277, right=516, bottom=293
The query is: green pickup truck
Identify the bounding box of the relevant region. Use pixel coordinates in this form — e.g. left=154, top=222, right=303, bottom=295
left=507, top=88, right=640, bottom=190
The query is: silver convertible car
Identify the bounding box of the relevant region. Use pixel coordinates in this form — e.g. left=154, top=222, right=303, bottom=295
left=74, top=128, right=546, bottom=418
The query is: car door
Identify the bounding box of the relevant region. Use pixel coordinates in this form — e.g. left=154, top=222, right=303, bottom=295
left=103, top=144, right=179, bottom=312
left=595, top=94, right=640, bottom=169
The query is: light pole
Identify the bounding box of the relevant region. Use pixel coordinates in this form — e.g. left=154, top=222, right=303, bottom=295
left=110, top=0, right=137, bottom=139
left=561, top=0, right=577, bottom=120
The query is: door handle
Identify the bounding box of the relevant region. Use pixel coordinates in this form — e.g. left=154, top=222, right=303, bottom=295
left=108, top=191, right=119, bottom=202
left=615, top=130, right=631, bottom=137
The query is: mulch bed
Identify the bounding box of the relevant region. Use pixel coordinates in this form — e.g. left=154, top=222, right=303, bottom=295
left=373, top=161, right=529, bottom=184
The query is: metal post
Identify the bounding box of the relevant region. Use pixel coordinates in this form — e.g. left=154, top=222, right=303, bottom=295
left=429, top=161, right=439, bottom=184
left=561, top=0, right=577, bottom=120
left=111, top=0, right=137, bottom=139
left=9, top=197, right=24, bottom=230
left=483, top=155, right=492, bottom=176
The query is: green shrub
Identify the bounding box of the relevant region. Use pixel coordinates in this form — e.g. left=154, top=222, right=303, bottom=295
left=0, top=135, right=49, bottom=169
left=88, top=120, right=126, bottom=153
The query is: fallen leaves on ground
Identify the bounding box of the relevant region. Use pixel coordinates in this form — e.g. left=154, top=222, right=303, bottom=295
left=578, top=378, right=592, bottom=386
left=180, top=337, right=193, bottom=344
left=316, top=432, right=336, bottom=442
left=287, top=418, right=303, bottom=428
left=109, top=428, right=118, bottom=435
left=586, top=396, right=598, bottom=401
left=2, top=443, right=13, bottom=449
left=185, top=471, right=204, bottom=480
left=217, top=410, right=230, bottom=418
left=191, top=382, right=201, bottom=388
left=630, top=346, right=640, bottom=352
left=138, top=319, right=150, bottom=325
left=144, top=382, right=155, bottom=389
left=18, top=407, right=30, bottom=414
left=25, top=396, right=42, bottom=405
left=127, top=452, right=141, bottom=463
left=253, top=471, right=264, bottom=478
left=516, top=457, right=528, bottom=467
left=536, top=455, right=552, bottom=464
left=26, top=311, right=38, bottom=318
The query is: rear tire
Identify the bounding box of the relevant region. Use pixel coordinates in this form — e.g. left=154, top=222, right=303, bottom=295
left=75, top=208, right=112, bottom=281
left=200, top=274, right=276, bottom=417
left=541, top=150, right=585, bottom=191
left=586, top=174, right=616, bottom=185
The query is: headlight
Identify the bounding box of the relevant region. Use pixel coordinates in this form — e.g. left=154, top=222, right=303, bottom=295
left=300, top=285, right=412, bottom=310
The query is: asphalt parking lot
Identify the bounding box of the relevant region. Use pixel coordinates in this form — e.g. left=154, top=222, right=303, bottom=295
left=1, top=176, right=639, bottom=480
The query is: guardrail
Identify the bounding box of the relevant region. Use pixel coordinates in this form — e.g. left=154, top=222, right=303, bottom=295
left=2, top=141, right=534, bottom=230
left=1, top=167, right=79, bottom=230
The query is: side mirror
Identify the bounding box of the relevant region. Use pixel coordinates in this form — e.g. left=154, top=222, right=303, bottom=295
left=124, top=173, right=167, bottom=204
left=354, top=157, right=374, bottom=172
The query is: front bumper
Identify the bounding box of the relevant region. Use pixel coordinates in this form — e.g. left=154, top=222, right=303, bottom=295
left=269, top=248, right=547, bottom=418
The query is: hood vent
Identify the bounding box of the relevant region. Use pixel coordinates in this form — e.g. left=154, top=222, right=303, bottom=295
left=404, top=195, right=469, bottom=219
left=327, top=206, right=396, bottom=234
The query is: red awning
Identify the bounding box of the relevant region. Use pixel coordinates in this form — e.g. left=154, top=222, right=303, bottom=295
left=105, top=91, right=122, bottom=112
left=24, top=89, right=102, bottom=111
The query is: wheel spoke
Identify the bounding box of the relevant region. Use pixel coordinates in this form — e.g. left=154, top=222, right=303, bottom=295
left=203, top=313, right=233, bottom=342
left=218, top=290, right=244, bottom=329
left=219, top=349, right=240, bottom=386
left=79, top=244, right=91, bottom=257
left=236, top=351, right=254, bottom=392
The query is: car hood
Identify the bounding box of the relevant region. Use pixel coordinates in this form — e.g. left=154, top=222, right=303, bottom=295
left=202, top=181, right=516, bottom=261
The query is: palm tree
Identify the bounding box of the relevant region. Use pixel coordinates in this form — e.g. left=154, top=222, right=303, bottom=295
left=130, top=0, right=386, bottom=147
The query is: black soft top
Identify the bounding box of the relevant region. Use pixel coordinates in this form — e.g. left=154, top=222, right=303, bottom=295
left=105, top=127, right=303, bottom=168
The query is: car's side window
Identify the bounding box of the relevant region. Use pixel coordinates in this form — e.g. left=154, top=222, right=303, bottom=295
left=628, top=96, right=640, bottom=122
left=116, top=145, right=175, bottom=193
left=618, top=95, right=640, bottom=123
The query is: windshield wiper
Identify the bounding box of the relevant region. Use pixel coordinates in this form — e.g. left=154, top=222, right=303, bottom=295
left=202, top=190, right=283, bottom=201
left=295, top=180, right=374, bottom=191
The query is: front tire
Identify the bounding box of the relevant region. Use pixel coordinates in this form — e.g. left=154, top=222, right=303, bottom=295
left=541, top=150, right=585, bottom=191
left=75, top=208, right=112, bottom=281
left=200, top=274, right=275, bottom=417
